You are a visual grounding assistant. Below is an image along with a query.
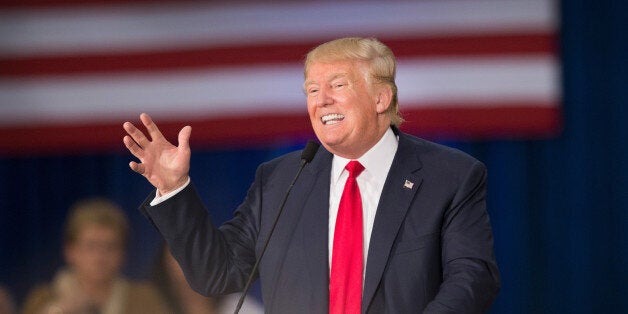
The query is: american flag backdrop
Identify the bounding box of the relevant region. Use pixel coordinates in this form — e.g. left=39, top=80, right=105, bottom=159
left=0, top=0, right=561, bottom=155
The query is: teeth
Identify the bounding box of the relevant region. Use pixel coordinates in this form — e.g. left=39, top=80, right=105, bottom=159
left=322, top=114, right=344, bottom=125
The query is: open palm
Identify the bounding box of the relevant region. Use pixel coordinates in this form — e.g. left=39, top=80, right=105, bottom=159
left=123, top=113, right=191, bottom=195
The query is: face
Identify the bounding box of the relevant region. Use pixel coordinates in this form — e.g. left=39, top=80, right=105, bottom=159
left=65, top=224, right=125, bottom=285
left=305, top=60, right=391, bottom=159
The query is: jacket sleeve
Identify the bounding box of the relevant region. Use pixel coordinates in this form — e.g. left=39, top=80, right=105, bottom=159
left=423, top=162, right=501, bottom=313
left=139, top=166, right=265, bottom=296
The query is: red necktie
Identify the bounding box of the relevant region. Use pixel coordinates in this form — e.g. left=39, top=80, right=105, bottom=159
left=330, top=160, right=365, bottom=314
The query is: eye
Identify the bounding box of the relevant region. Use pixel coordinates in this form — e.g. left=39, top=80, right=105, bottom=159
left=307, top=88, right=319, bottom=96
left=332, top=81, right=347, bottom=89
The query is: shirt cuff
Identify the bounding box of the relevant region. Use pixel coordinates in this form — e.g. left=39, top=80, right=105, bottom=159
left=149, top=177, right=191, bottom=206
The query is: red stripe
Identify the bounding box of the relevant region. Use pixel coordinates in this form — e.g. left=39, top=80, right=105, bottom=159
left=0, top=33, right=556, bottom=77
left=0, top=104, right=561, bottom=156
left=400, top=104, right=562, bottom=140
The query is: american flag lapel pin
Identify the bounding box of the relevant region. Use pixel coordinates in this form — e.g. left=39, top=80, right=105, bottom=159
left=403, top=179, right=414, bottom=189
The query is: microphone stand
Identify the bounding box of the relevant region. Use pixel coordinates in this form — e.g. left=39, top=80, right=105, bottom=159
left=233, top=141, right=319, bottom=314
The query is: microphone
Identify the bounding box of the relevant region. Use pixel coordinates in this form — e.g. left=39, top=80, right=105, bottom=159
left=233, top=141, right=320, bottom=314
left=300, top=140, right=320, bottom=164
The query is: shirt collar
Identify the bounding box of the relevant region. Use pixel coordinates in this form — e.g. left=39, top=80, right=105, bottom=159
left=332, top=127, right=399, bottom=184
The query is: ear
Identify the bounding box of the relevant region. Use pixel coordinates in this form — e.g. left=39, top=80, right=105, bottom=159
left=375, top=85, right=393, bottom=114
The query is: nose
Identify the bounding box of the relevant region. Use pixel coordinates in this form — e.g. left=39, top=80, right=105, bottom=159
left=315, top=86, right=333, bottom=107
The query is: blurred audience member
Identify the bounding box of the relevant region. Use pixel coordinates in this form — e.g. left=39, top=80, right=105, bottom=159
left=151, top=244, right=263, bottom=314
left=0, top=285, right=16, bottom=314
left=21, top=198, right=169, bottom=314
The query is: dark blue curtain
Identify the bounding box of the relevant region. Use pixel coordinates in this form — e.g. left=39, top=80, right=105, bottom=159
left=1, top=1, right=626, bottom=312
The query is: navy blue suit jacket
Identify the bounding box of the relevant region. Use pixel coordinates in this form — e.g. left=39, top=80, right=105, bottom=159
left=140, top=129, right=500, bottom=313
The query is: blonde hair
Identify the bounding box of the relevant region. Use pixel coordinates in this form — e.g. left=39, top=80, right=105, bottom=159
left=304, top=37, right=403, bottom=126
left=63, top=198, right=129, bottom=246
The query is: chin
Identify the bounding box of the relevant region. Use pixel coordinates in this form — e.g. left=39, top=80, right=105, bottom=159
left=319, top=137, right=341, bottom=150
left=316, top=128, right=345, bottom=143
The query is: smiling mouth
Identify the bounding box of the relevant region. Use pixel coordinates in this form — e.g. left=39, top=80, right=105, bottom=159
left=321, top=113, right=345, bottom=125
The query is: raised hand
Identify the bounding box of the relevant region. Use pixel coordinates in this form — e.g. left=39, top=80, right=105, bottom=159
left=123, top=113, right=192, bottom=195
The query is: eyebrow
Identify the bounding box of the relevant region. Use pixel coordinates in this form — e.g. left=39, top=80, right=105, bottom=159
left=330, top=73, right=349, bottom=81
left=304, top=73, right=349, bottom=88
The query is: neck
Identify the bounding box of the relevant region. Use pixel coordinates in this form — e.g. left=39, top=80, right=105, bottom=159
left=333, top=125, right=390, bottom=159
left=77, top=276, right=114, bottom=306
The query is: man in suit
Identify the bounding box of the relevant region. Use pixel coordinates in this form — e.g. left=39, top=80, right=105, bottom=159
left=123, top=37, right=500, bottom=313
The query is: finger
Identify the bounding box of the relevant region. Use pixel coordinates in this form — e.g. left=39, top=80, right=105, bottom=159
left=129, top=161, right=145, bottom=175
left=140, top=113, right=165, bottom=142
left=123, top=135, right=144, bottom=159
left=178, top=125, right=192, bottom=150
left=123, top=121, right=149, bottom=148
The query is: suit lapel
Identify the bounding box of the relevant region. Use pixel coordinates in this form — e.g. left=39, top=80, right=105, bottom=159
left=362, top=134, right=423, bottom=312
left=285, top=137, right=423, bottom=311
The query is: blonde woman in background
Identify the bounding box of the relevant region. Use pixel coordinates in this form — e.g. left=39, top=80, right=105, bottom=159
left=21, top=198, right=169, bottom=314
left=0, top=285, right=16, bottom=314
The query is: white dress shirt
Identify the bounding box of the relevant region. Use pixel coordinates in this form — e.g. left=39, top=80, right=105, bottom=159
left=150, top=177, right=190, bottom=206
left=328, top=128, right=398, bottom=275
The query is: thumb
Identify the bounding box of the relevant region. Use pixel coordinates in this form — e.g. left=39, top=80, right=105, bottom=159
left=129, top=161, right=145, bottom=175
left=178, top=125, right=192, bottom=149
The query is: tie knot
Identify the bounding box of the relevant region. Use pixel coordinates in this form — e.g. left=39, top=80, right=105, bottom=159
left=345, top=160, right=365, bottom=178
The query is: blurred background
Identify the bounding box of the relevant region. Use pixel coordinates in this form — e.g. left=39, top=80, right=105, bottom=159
left=0, top=0, right=626, bottom=313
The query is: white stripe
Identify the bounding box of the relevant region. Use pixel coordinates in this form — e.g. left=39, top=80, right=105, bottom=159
left=0, top=0, right=557, bottom=57
left=0, top=56, right=558, bottom=126
left=397, top=56, right=560, bottom=105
